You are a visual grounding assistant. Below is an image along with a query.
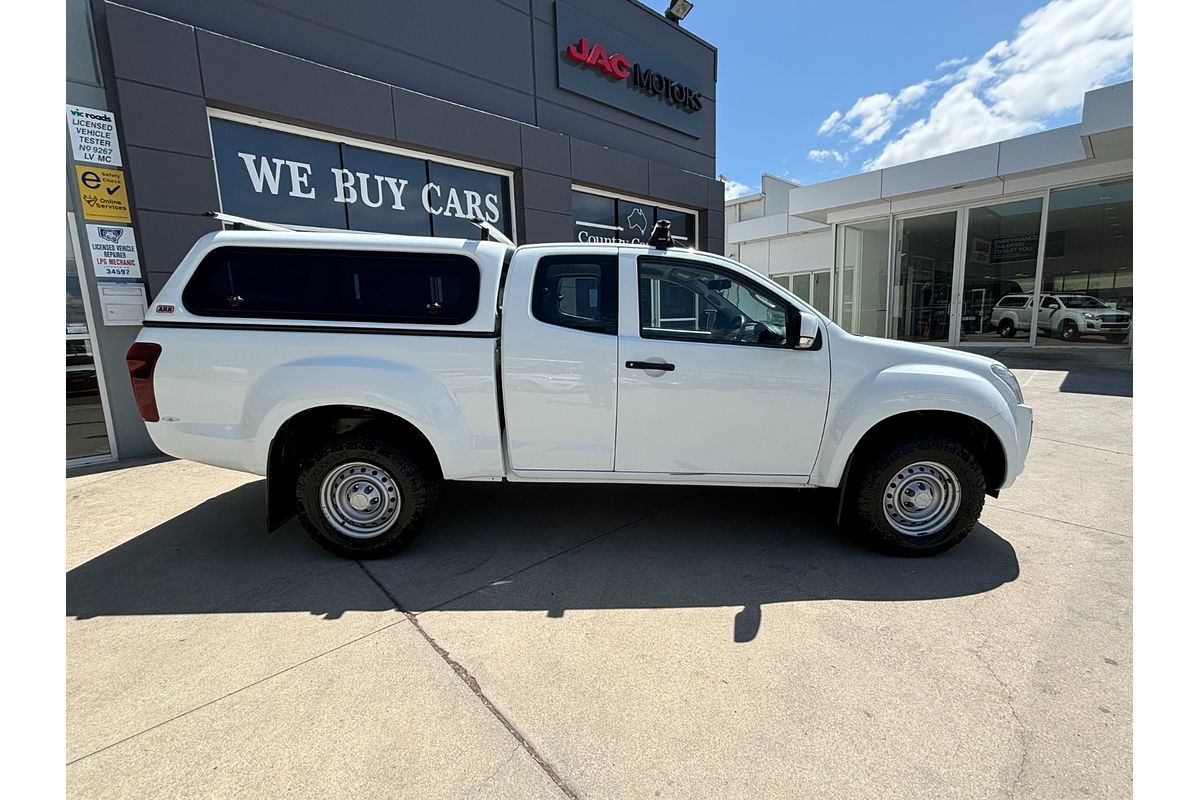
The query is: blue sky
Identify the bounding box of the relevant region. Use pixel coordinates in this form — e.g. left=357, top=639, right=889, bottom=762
left=680, top=0, right=1133, bottom=199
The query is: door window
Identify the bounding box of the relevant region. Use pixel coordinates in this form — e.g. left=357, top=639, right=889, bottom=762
left=638, top=258, right=788, bottom=347
left=531, top=254, right=618, bottom=334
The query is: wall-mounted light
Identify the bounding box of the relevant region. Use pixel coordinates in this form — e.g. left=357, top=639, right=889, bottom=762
left=665, top=0, right=694, bottom=23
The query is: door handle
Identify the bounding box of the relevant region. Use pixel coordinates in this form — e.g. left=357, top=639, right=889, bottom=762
left=625, top=360, right=675, bottom=372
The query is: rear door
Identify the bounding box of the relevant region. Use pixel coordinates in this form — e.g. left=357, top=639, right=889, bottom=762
left=501, top=249, right=620, bottom=471
left=614, top=251, right=831, bottom=477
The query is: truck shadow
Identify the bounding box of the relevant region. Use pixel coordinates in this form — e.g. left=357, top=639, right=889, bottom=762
left=67, top=480, right=1020, bottom=642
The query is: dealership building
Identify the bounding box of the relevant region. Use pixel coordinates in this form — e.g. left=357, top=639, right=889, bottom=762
left=66, top=0, right=724, bottom=464
left=726, top=80, right=1132, bottom=356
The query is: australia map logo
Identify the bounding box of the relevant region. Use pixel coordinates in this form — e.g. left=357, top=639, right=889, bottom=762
left=625, top=207, right=648, bottom=237
left=98, top=227, right=125, bottom=244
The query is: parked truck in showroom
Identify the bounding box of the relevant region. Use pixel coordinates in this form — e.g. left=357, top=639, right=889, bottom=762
left=126, top=218, right=1032, bottom=557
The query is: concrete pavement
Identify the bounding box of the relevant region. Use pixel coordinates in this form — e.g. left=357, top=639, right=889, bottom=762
left=66, top=364, right=1131, bottom=798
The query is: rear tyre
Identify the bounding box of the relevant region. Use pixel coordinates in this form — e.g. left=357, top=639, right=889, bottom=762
left=997, top=319, right=1016, bottom=338
left=851, top=435, right=986, bottom=556
left=296, top=437, right=438, bottom=558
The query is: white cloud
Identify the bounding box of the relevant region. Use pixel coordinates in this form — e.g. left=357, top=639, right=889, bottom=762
left=723, top=178, right=756, bottom=200
left=807, top=149, right=848, bottom=165
left=819, top=80, right=933, bottom=146
left=817, top=110, right=842, bottom=135
left=936, top=56, right=968, bottom=70
left=814, top=0, right=1132, bottom=172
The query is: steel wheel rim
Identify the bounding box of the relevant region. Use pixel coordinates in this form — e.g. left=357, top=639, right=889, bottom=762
left=319, top=461, right=401, bottom=539
left=882, top=461, right=961, bottom=537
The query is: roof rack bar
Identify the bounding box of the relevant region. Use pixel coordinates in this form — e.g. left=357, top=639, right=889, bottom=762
left=205, top=211, right=299, bottom=232
left=470, top=216, right=516, bottom=248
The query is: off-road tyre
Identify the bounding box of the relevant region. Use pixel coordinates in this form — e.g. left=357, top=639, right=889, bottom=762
left=850, top=434, right=986, bottom=556
left=296, top=437, right=439, bottom=559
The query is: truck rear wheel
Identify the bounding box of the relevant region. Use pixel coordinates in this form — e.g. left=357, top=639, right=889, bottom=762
left=296, top=437, right=438, bottom=558
left=850, top=435, right=986, bottom=555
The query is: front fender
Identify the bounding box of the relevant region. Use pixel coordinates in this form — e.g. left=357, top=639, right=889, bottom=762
left=811, top=362, right=1014, bottom=488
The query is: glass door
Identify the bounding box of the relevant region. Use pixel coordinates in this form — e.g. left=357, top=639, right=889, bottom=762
left=892, top=211, right=959, bottom=343
left=835, top=219, right=890, bottom=336
left=960, top=197, right=1044, bottom=344
left=67, top=216, right=115, bottom=462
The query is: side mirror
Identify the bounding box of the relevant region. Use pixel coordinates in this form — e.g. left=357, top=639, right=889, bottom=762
left=788, top=306, right=820, bottom=350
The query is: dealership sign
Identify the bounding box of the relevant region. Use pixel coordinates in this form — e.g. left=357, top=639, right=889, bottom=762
left=555, top=2, right=707, bottom=137
left=209, top=118, right=512, bottom=239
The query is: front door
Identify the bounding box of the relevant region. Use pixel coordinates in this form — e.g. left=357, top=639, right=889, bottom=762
left=614, top=253, right=831, bottom=477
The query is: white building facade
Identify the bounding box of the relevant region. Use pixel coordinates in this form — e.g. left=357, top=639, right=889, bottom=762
left=726, top=81, right=1132, bottom=354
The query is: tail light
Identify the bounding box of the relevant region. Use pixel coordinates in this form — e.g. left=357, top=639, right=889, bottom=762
left=126, top=342, right=163, bottom=422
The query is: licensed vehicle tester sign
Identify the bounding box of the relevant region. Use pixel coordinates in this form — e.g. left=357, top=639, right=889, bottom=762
left=85, top=224, right=142, bottom=279
left=210, top=118, right=512, bottom=240
left=66, top=105, right=122, bottom=166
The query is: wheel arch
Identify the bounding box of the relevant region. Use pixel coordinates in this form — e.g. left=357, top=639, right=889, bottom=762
left=266, top=405, right=443, bottom=531
left=844, top=410, right=1005, bottom=490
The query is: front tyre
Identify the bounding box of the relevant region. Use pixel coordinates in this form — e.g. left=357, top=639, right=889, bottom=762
left=851, top=435, right=986, bottom=555
left=296, top=437, right=438, bottom=558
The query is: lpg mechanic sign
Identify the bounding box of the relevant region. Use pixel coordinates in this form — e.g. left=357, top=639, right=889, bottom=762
left=66, top=105, right=122, bottom=166
left=85, top=224, right=142, bottom=279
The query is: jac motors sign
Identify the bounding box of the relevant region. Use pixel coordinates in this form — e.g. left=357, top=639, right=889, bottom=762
left=555, top=2, right=708, bottom=137
left=209, top=117, right=512, bottom=239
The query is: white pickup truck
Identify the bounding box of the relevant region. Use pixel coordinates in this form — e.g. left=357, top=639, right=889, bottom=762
left=127, top=220, right=1032, bottom=558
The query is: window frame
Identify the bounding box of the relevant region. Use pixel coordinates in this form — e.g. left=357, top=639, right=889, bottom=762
left=181, top=245, right=482, bottom=325
left=636, top=255, right=795, bottom=350
left=530, top=253, right=619, bottom=336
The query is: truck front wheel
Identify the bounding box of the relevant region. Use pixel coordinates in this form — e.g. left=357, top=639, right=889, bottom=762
left=296, top=437, right=438, bottom=558
left=850, top=435, right=986, bottom=555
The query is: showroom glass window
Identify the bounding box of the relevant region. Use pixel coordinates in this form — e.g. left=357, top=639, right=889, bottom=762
left=835, top=218, right=889, bottom=337
left=570, top=191, right=697, bottom=248
left=1037, top=179, right=1132, bottom=346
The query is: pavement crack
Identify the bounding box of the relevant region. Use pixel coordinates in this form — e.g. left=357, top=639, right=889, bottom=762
left=988, top=504, right=1131, bottom=539
left=1031, top=435, right=1131, bottom=456
left=968, top=600, right=1029, bottom=799
left=469, top=743, right=521, bottom=800
left=355, top=561, right=580, bottom=800
left=66, top=617, right=408, bottom=766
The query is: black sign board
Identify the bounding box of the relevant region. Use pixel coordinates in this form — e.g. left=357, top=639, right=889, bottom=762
left=555, top=1, right=706, bottom=138
left=210, top=118, right=512, bottom=239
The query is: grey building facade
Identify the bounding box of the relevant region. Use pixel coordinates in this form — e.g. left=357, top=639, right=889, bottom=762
left=67, top=0, right=723, bottom=463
